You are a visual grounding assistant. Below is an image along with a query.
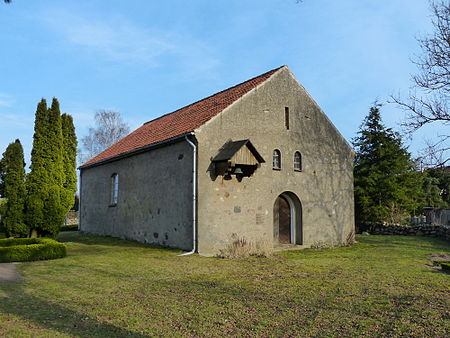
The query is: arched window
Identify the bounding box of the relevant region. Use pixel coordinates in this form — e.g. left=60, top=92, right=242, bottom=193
left=294, top=152, right=302, bottom=171
left=273, top=149, right=281, bottom=169
left=111, top=173, right=119, bottom=205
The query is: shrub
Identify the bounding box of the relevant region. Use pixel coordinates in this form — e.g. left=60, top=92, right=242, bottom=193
left=0, top=238, right=66, bottom=263
left=0, top=198, right=7, bottom=235
left=0, top=197, right=7, bottom=213
left=60, top=224, right=78, bottom=232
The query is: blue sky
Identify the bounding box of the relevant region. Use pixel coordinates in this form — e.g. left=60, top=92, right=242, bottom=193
left=0, top=0, right=438, bottom=166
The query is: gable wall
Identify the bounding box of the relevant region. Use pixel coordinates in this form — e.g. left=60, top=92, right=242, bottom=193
left=195, top=68, right=354, bottom=255
left=80, top=140, right=193, bottom=250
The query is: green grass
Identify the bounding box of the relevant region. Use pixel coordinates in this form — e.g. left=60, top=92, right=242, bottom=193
left=0, top=233, right=448, bottom=337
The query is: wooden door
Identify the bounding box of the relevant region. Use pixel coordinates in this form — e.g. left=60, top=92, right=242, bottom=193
left=277, top=195, right=291, bottom=244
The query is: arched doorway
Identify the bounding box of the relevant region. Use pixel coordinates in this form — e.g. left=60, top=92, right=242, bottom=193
left=273, top=192, right=302, bottom=245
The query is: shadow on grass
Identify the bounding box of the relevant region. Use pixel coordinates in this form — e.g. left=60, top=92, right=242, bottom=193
left=0, top=282, right=148, bottom=337
left=57, top=232, right=182, bottom=253
left=356, top=235, right=450, bottom=250
left=280, top=235, right=450, bottom=259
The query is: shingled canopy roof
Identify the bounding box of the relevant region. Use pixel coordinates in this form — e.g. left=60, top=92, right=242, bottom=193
left=80, top=66, right=285, bottom=168
left=212, top=139, right=265, bottom=163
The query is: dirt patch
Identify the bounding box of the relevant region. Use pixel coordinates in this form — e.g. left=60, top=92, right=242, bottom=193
left=427, top=253, right=450, bottom=262
left=425, top=254, right=450, bottom=273
left=0, top=263, right=23, bottom=282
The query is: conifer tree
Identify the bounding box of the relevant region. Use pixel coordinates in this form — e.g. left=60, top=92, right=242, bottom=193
left=0, top=156, right=4, bottom=197
left=353, top=104, right=423, bottom=224
left=1, top=139, right=28, bottom=237
left=26, top=98, right=48, bottom=236
left=44, top=98, right=65, bottom=237
left=421, top=172, right=446, bottom=208
left=26, top=98, right=66, bottom=238
left=61, top=113, right=78, bottom=213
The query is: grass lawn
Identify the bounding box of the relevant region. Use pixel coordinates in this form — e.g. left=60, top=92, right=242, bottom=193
left=0, top=233, right=448, bottom=337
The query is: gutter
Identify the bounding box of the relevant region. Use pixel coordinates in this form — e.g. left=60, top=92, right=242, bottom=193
left=79, top=170, right=83, bottom=231
left=178, top=134, right=197, bottom=256
left=78, top=133, right=193, bottom=170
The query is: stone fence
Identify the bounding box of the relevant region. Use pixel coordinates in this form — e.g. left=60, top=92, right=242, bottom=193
left=64, top=211, right=79, bottom=226
left=361, top=223, right=450, bottom=241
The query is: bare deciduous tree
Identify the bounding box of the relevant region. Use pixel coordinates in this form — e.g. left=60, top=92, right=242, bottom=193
left=79, top=110, right=130, bottom=164
left=391, top=1, right=449, bottom=167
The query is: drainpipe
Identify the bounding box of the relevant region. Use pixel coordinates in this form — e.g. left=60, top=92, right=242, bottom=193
left=178, top=134, right=197, bottom=256
left=78, top=169, right=83, bottom=232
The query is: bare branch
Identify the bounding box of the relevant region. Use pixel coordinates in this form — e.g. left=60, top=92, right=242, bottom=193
left=390, top=1, right=450, bottom=167
left=420, top=135, right=450, bottom=167
left=79, top=110, right=130, bottom=164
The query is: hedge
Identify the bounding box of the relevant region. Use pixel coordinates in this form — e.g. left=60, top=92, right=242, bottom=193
left=0, top=238, right=66, bottom=263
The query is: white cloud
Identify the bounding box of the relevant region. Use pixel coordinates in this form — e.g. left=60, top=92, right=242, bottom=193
left=38, top=8, right=219, bottom=72
left=66, top=22, right=173, bottom=64
left=0, top=112, right=33, bottom=129
left=0, top=93, right=13, bottom=108
left=39, top=9, right=173, bottom=65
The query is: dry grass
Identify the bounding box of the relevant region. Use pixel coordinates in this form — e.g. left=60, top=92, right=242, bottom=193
left=344, top=229, right=356, bottom=246
left=218, top=234, right=273, bottom=259
left=309, top=240, right=336, bottom=249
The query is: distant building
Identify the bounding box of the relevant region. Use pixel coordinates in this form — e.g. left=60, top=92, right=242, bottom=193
left=79, top=66, right=355, bottom=256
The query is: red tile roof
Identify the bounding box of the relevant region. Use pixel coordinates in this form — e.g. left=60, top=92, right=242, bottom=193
left=80, top=66, right=284, bottom=168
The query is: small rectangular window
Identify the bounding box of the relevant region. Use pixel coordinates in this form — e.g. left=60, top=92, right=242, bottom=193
left=273, top=149, right=281, bottom=170
left=111, top=174, right=119, bottom=206
left=285, top=107, right=290, bottom=130
left=294, top=152, right=302, bottom=171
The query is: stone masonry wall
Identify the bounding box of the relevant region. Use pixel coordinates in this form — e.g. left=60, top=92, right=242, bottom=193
left=367, top=224, right=450, bottom=241
left=195, top=67, right=355, bottom=255
left=64, top=211, right=79, bottom=226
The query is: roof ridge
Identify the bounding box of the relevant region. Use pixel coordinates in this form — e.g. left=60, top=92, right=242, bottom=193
left=143, top=65, right=285, bottom=125
left=80, top=65, right=287, bottom=168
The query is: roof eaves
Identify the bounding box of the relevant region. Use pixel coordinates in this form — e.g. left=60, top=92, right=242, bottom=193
left=78, top=132, right=194, bottom=170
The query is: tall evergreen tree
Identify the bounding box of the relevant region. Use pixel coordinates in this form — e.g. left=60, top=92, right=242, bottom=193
left=426, top=167, right=450, bottom=207
left=43, top=98, right=65, bottom=237
left=61, top=113, right=78, bottom=213
left=26, top=98, right=65, bottom=238
left=1, top=139, right=28, bottom=237
left=421, top=172, right=446, bottom=208
left=353, top=104, right=423, bottom=224
left=26, top=98, right=48, bottom=235
left=0, top=155, right=4, bottom=197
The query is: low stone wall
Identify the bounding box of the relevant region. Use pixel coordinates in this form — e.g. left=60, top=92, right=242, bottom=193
left=365, top=224, right=450, bottom=241
left=64, top=211, right=79, bottom=226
